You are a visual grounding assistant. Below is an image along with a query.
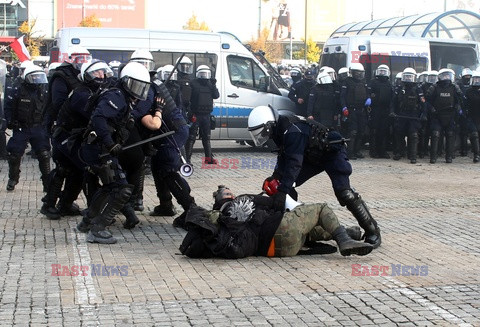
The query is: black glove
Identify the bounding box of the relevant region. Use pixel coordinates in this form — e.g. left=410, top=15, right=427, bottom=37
left=326, top=130, right=344, bottom=152
left=108, top=143, right=123, bottom=156
left=272, top=191, right=286, bottom=212
left=7, top=121, right=18, bottom=130
left=210, top=78, right=217, bottom=85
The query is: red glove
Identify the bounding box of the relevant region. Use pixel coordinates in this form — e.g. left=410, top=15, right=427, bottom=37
left=191, top=114, right=197, bottom=123
left=262, top=178, right=280, bottom=196
left=342, top=107, right=349, bottom=117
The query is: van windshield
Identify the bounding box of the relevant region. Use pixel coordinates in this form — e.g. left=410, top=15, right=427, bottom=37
left=320, top=53, right=347, bottom=73
left=253, top=51, right=289, bottom=90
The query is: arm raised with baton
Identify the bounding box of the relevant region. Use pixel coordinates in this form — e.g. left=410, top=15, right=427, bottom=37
left=100, top=131, right=175, bottom=158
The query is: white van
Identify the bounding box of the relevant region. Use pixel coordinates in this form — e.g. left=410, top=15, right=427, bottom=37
left=320, top=35, right=480, bottom=81
left=50, top=27, right=295, bottom=141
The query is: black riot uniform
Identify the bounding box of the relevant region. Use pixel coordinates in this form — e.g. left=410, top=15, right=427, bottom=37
left=340, top=75, right=370, bottom=159
left=4, top=69, right=51, bottom=192
left=307, top=80, right=340, bottom=129
left=456, top=76, right=471, bottom=157
left=425, top=76, right=463, bottom=163
left=249, top=108, right=381, bottom=249
left=288, top=69, right=315, bottom=117
left=391, top=82, right=426, bottom=164
left=368, top=76, right=393, bottom=158
left=464, top=81, right=480, bottom=163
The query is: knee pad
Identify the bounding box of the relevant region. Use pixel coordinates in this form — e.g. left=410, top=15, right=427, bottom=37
left=89, top=161, right=117, bottom=185
left=36, top=150, right=51, bottom=160
left=335, top=188, right=359, bottom=207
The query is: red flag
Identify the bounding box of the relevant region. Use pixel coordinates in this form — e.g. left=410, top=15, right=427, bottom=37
left=10, top=35, right=31, bottom=62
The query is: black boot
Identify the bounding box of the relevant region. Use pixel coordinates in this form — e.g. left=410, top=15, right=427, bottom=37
left=134, top=166, right=145, bottom=211
left=7, top=154, right=21, bottom=191
left=430, top=132, right=440, bottom=164
left=184, top=138, right=195, bottom=164
left=36, top=150, right=51, bottom=192
left=445, top=131, right=455, bottom=163
left=202, top=138, right=217, bottom=164
left=347, top=134, right=357, bottom=160
left=164, top=172, right=195, bottom=229
left=77, top=189, right=110, bottom=233
left=121, top=203, right=140, bottom=229
left=40, top=168, right=65, bottom=220
left=0, top=131, right=8, bottom=160
left=86, top=185, right=133, bottom=244
left=471, top=132, right=480, bottom=163
left=346, top=226, right=362, bottom=240
left=336, top=189, right=381, bottom=249
left=332, top=226, right=373, bottom=256
left=407, top=132, right=418, bottom=164
left=151, top=170, right=177, bottom=216
left=57, top=172, right=83, bottom=216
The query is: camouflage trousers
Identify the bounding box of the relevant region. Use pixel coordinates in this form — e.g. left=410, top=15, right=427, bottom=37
left=273, top=203, right=341, bottom=257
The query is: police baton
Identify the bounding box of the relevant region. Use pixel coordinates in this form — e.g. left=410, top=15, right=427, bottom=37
left=328, top=138, right=350, bottom=144
left=99, top=131, right=175, bottom=158
left=390, top=113, right=421, bottom=121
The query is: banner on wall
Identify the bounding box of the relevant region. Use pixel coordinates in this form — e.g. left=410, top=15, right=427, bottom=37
left=57, top=0, right=145, bottom=30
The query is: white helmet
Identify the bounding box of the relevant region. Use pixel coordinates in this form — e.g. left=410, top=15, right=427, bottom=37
left=130, top=49, right=155, bottom=72
left=47, top=62, right=61, bottom=78
left=401, top=67, right=417, bottom=83
left=19, top=60, right=33, bottom=78
left=470, top=71, right=480, bottom=86
left=461, top=68, right=473, bottom=77
left=395, top=72, right=403, bottom=79
left=247, top=105, right=279, bottom=147
left=338, top=67, right=349, bottom=80
left=316, top=71, right=333, bottom=85
left=322, top=66, right=336, bottom=81
left=176, top=56, right=193, bottom=74
left=196, top=65, right=211, bottom=79
left=108, top=60, right=121, bottom=78
left=437, top=68, right=455, bottom=82
left=23, top=64, right=48, bottom=84
left=375, top=64, right=390, bottom=78
left=80, top=59, right=113, bottom=85
left=350, top=63, right=365, bottom=80
left=417, top=71, right=428, bottom=84
left=119, top=62, right=151, bottom=100
left=66, top=45, right=92, bottom=70
left=426, top=70, right=438, bottom=84
left=290, top=67, right=302, bottom=78
left=157, top=64, right=177, bottom=81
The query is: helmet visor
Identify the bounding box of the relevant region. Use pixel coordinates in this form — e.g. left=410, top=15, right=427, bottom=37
left=25, top=72, right=48, bottom=84
left=178, top=63, right=193, bottom=74
left=317, top=74, right=333, bottom=84
left=125, top=77, right=151, bottom=100
left=72, top=54, right=93, bottom=70
left=427, top=75, right=438, bottom=84
left=196, top=70, right=211, bottom=79
left=402, top=73, right=416, bottom=83
left=131, top=59, right=155, bottom=72
left=471, top=76, right=480, bottom=86
left=438, top=72, right=454, bottom=81
left=352, top=70, right=365, bottom=80
left=85, top=63, right=113, bottom=84
left=375, top=68, right=389, bottom=77
left=248, top=125, right=270, bottom=147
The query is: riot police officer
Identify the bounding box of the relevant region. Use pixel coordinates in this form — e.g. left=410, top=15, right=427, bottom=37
left=464, top=71, right=480, bottom=163
left=425, top=68, right=464, bottom=164
left=391, top=68, right=426, bottom=164
left=288, top=68, right=315, bottom=117
left=368, top=64, right=394, bottom=158
left=4, top=65, right=51, bottom=191
left=340, top=63, right=370, bottom=159
left=247, top=106, right=381, bottom=249
left=337, top=67, right=349, bottom=86
left=307, top=71, right=339, bottom=129
left=41, top=60, right=113, bottom=219
left=77, top=62, right=151, bottom=244
left=185, top=65, right=219, bottom=164
left=289, top=66, right=302, bottom=84
left=457, top=68, right=472, bottom=156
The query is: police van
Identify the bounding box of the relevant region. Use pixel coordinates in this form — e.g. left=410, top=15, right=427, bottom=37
left=50, top=27, right=295, bottom=142
left=320, top=35, right=480, bottom=82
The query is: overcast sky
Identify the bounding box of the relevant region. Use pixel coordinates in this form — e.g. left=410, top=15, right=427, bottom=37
left=146, top=0, right=478, bottom=42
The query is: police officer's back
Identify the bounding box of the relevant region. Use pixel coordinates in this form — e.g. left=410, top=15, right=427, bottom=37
left=288, top=69, right=315, bottom=117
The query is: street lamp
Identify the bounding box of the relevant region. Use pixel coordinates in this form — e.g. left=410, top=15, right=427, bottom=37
left=304, top=0, right=307, bottom=63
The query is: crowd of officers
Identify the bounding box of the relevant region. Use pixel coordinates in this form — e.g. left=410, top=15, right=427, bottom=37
left=287, top=63, right=480, bottom=164
left=3, top=46, right=219, bottom=244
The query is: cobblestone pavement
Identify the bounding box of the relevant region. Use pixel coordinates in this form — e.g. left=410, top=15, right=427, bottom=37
left=0, top=141, right=479, bottom=326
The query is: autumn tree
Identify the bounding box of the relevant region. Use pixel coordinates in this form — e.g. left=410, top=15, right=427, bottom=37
left=79, top=14, right=101, bottom=27
left=18, top=19, right=44, bottom=57
left=183, top=13, right=210, bottom=31
left=246, top=27, right=283, bottom=63
left=292, top=38, right=321, bottom=63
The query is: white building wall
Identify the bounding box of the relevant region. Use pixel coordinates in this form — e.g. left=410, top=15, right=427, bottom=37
left=28, top=0, right=55, bottom=38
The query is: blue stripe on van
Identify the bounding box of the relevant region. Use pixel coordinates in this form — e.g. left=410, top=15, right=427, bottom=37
left=212, top=106, right=253, bottom=118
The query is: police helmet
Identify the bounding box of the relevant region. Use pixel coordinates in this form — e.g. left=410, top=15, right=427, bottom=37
left=23, top=64, right=48, bottom=84
left=247, top=105, right=279, bottom=147
left=470, top=71, right=480, bottom=86
left=196, top=65, right=211, bottom=79
left=350, top=63, right=365, bottom=80
left=47, top=62, right=61, bottom=78
left=437, top=68, right=455, bottom=82
left=316, top=71, right=333, bottom=85
left=338, top=67, right=349, bottom=80
left=375, top=64, right=390, bottom=78
left=119, top=62, right=151, bottom=101
left=321, top=66, right=336, bottom=81
left=130, top=49, right=155, bottom=72
left=290, top=67, right=302, bottom=78
left=426, top=70, right=438, bottom=84
left=176, top=56, right=193, bottom=74
left=108, top=60, right=121, bottom=78
left=401, top=67, right=417, bottom=83
left=304, top=69, right=315, bottom=80
left=66, top=45, right=92, bottom=70
left=417, top=71, right=428, bottom=84
left=19, top=60, right=33, bottom=78
left=461, top=68, right=473, bottom=78
left=80, top=59, right=113, bottom=85
left=157, top=64, right=177, bottom=82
